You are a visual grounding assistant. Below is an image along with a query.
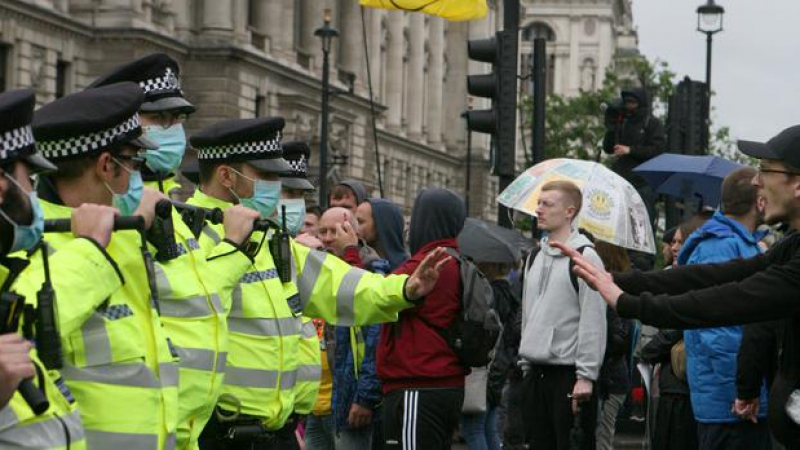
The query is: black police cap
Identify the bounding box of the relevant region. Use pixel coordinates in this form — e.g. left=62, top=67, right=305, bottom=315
left=280, top=141, right=314, bottom=191
left=0, top=89, right=55, bottom=172
left=89, top=53, right=195, bottom=114
left=33, top=82, right=156, bottom=161
left=191, top=117, right=291, bottom=173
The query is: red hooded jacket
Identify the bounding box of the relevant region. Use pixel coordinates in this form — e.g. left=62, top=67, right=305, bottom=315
left=377, top=238, right=468, bottom=393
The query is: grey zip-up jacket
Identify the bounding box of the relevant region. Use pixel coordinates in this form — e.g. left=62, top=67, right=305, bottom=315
left=519, top=230, right=607, bottom=381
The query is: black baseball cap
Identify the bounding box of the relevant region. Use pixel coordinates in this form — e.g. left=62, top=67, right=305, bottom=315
left=738, top=125, right=800, bottom=169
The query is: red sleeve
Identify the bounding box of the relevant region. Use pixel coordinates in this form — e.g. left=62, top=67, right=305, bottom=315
left=339, top=246, right=362, bottom=267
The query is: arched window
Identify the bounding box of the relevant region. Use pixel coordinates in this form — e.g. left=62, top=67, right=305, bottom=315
left=521, top=22, right=556, bottom=95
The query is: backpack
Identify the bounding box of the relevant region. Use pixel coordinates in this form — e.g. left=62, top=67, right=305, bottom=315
left=523, top=244, right=592, bottom=294
left=440, top=248, right=503, bottom=368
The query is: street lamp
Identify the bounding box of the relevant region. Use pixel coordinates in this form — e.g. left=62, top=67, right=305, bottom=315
left=696, top=0, right=724, bottom=153
left=315, top=9, right=339, bottom=209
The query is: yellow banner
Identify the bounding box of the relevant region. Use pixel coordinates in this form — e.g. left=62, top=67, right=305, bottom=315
left=359, top=0, right=488, bottom=21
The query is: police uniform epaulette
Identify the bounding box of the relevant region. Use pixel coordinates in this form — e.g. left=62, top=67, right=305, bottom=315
left=279, top=141, right=315, bottom=191
left=89, top=53, right=195, bottom=114
left=190, top=117, right=291, bottom=173
left=0, top=89, right=54, bottom=172
left=32, top=82, right=156, bottom=161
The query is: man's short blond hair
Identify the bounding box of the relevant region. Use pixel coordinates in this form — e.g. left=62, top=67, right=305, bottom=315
left=541, top=180, right=583, bottom=216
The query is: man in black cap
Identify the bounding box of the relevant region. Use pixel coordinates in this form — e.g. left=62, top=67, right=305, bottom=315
left=330, top=179, right=369, bottom=213
left=554, top=125, right=800, bottom=447
left=0, top=88, right=124, bottom=448
left=19, top=81, right=183, bottom=449
left=90, top=52, right=195, bottom=195
left=187, top=117, right=450, bottom=449
left=89, top=53, right=258, bottom=449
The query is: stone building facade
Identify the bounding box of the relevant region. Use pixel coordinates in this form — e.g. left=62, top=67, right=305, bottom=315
left=0, top=0, right=636, bottom=220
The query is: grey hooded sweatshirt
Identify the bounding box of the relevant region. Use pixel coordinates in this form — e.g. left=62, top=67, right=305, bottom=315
left=519, top=229, right=607, bottom=381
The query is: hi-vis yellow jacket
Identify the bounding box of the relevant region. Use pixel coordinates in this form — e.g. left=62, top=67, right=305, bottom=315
left=14, top=200, right=180, bottom=449
left=0, top=258, right=88, bottom=449
left=188, top=190, right=414, bottom=428
left=145, top=180, right=251, bottom=450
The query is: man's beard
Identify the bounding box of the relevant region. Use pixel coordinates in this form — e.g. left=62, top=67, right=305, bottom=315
left=0, top=179, right=33, bottom=255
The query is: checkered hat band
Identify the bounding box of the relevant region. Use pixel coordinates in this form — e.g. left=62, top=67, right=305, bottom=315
left=196, top=137, right=282, bottom=160
left=0, top=125, right=35, bottom=160
left=139, top=67, right=182, bottom=95
left=37, top=114, right=141, bottom=159
left=285, top=155, right=308, bottom=176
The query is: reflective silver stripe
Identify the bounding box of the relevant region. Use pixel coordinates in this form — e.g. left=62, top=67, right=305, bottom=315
left=85, top=429, right=158, bottom=448
left=160, top=362, right=180, bottom=387
left=290, top=253, right=298, bottom=284
left=176, top=347, right=217, bottom=372
left=301, top=319, right=317, bottom=339
left=0, top=405, right=17, bottom=429
left=210, top=293, right=224, bottom=314
left=216, top=351, right=228, bottom=373
left=165, top=432, right=177, bottom=450
left=0, top=409, right=83, bottom=447
left=336, top=267, right=365, bottom=327
left=297, top=250, right=327, bottom=310
left=203, top=226, right=222, bottom=245
left=228, top=317, right=300, bottom=337
left=224, top=366, right=280, bottom=388
left=296, top=364, right=322, bottom=382
left=82, top=313, right=112, bottom=366
left=160, top=295, right=216, bottom=318
left=281, top=369, right=298, bottom=390
left=153, top=263, right=171, bottom=303
left=61, top=362, right=161, bottom=388
left=230, top=285, right=243, bottom=316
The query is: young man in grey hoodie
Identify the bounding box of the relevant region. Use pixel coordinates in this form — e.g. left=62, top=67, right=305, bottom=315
left=519, top=180, right=607, bottom=450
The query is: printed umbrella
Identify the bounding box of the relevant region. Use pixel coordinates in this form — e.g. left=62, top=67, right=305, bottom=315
left=633, top=153, right=744, bottom=208
left=497, top=158, right=656, bottom=254
left=359, top=0, right=488, bottom=21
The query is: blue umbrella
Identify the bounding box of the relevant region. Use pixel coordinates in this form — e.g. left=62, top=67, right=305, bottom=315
left=633, top=153, right=744, bottom=207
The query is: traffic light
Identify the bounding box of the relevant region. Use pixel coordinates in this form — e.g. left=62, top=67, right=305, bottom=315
left=666, top=76, right=708, bottom=155
left=466, top=30, right=518, bottom=177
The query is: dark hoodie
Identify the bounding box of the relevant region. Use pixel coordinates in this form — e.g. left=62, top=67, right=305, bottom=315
left=378, top=188, right=469, bottom=393
left=368, top=198, right=409, bottom=271
left=602, top=87, right=666, bottom=187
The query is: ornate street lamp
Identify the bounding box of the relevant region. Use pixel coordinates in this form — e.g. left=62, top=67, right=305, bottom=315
left=696, top=0, right=724, bottom=153
left=315, top=9, right=339, bottom=208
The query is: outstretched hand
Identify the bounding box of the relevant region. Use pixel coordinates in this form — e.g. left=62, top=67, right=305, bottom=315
left=549, top=242, right=624, bottom=309
left=404, top=247, right=452, bottom=302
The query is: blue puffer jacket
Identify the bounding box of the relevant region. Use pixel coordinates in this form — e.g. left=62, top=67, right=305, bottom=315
left=678, top=211, right=769, bottom=423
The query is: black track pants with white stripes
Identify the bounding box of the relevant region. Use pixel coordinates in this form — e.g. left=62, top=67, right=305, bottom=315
left=382, top=388, right=464, bottom=450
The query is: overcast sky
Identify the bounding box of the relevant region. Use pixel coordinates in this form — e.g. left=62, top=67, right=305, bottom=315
left=632, top=0, right=800, bottom=142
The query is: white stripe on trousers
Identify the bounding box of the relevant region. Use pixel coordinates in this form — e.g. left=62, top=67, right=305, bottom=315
left=403, top=390, right=419, bottom=450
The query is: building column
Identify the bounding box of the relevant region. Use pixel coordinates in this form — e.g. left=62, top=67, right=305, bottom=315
left=406, top=14, right=424, bottom=137
left=568, top=17, right=580, bottom=95
left=202, top=0, right=234, bottom=39
left=338, top=0, right=362, bottom=85
left=369, top=8, right=383, bottom=101
left=172, top=0, right=192, bottom=38
left=274, top=0, right=296, bottom=57
left=443, top=21, right=468, bottom=150
left=232, top=0, right=249, bottom=44
left=385, top=11, right=404, bottom=129
left=426, top=18, right=445, bottom=144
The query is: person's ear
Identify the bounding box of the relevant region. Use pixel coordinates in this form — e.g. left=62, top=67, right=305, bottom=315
left=218, top=165, right=235, bottom=189
left=95, top=152, right=114, bottom=182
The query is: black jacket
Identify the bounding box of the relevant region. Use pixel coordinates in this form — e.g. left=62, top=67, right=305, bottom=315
left=614, top=231, right=800, bottom=446
left=602, top=88, right=666, bottom=187
left=640, top=329, right=689, bottom=396
left=487, top=279, right=521, bottom=406
left=599, top=308, right=632, bottom=396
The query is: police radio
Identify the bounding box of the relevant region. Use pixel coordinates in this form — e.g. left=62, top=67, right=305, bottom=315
left=148, top=200, right=181, bottom=262
left=34, top=242, right=62, bottom=371
left=270, top=204, right=292, bottom=283
left=0, top=291, right=50, bottom=415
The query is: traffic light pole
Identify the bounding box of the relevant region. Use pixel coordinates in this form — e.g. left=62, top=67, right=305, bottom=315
left=497, top=0, right=519, bottom=228
left=532, top=37, right=546, bottom=165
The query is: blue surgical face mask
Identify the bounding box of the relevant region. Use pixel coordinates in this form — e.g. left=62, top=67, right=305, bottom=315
left=143, top=124, right=187, bottom=174
left=104, top=158, right=144, bottom=216
left=229, top=168, right=281, bottom=218
left=276, top=198, right=306, bottom=236
left=0, top=174, right=44, bottom=253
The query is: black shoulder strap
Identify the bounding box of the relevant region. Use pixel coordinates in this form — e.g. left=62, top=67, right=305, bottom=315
left=569, top=245, right=592, bottom=293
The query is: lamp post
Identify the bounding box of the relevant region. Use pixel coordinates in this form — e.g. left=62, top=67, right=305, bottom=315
left=315, top=9, right=339, bottom=209
left=696, top=0, right=724, bottom=153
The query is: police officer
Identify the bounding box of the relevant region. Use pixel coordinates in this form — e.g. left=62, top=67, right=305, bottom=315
left=0, top=88, right=119, bottom=448
left=90, top=53, right=259, bottom=450
left=186, top=117, right=450, bottom=449
left=13, top=82, right=177, bottom=449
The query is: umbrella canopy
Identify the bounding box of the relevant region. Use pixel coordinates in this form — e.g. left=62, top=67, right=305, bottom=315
left=633, top=153, right=744, bottom=208
left=458, top=218, right=524, bottom=264
left=359, top=0, right=487, bottom=21
left=497, top=158, right=656, bottom=254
